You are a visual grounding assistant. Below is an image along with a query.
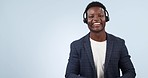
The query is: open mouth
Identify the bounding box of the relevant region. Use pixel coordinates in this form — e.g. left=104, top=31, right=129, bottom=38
left=93, top=22, right=101, bottom=27
left=94, top=22, right=101, bottom=25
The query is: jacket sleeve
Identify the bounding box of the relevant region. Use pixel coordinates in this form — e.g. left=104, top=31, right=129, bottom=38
left=118, top=40, right=136, bottom=78
left=65, top=42, right=87, bottom=78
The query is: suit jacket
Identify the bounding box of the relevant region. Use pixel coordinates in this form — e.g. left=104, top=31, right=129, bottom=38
left=65, top=33, right=136, bottom=78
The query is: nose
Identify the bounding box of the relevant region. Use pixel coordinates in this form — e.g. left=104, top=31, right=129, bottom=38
left=93, top=16, right=101, bottom=22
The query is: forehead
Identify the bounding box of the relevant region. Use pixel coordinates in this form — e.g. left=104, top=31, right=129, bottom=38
left=87, top=7, right=105, bottom=14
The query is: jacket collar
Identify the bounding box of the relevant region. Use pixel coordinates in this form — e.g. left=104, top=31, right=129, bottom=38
left=83, top=33, right=114, bottom=72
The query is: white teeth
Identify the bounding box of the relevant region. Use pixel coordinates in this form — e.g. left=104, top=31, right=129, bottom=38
left=94, top=23, right=101, bottom=25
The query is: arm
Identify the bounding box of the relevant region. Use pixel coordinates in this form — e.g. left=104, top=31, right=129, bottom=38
left=65, top=42, right=86, bottom=78
left=118, top=40, right=136, bottom=78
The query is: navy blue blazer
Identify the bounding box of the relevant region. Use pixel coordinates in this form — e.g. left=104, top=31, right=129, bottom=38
left=65, top=33, right=136, bottom=78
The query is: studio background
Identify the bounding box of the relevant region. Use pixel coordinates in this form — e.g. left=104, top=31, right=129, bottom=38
left=0, top=0, right=147, bottom=78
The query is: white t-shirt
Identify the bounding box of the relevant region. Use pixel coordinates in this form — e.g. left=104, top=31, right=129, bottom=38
left=90, top=38, right=107, bottom=78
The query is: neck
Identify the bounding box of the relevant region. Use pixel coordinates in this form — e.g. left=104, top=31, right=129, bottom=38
left=90, top=31, right=106, bottom=42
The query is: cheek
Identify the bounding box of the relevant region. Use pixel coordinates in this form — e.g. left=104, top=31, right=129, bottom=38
left=102, top=17, right=106, bottom=22
left=87, top=18, right=92, bottom=23
left=87, top=19, right=92, bottom=25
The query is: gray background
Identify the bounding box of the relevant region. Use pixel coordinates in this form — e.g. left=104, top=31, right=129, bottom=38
left=0, top=0, right=147, bottom=78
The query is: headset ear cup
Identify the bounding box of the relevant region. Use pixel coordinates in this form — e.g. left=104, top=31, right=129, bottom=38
left=106, top=16, right=109, bottom=22
left=83, top=18, right=87, bottom=24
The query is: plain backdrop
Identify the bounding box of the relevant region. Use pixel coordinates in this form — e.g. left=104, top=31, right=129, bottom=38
left=0, top=0, right=148, bottom=78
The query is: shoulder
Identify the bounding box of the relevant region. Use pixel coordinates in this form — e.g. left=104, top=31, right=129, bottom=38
left=70, top=33, right=90, bottom=50
left=107, top=33, right=127, bottom=51
left=107, top=33, right=125, bottom=43
left=71, top=34, right=88, bottom=46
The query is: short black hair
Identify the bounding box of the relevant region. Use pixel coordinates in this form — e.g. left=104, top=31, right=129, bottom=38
left=84, top=1, right=107, bottom=13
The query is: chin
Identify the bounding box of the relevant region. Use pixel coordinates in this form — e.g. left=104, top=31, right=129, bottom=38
left=90, top=28, right=105, bottom=33
left=90, top=30, right=104, bottom=33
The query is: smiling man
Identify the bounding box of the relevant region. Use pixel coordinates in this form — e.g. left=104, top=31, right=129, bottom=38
left=65, top=1, right=136, bottom=78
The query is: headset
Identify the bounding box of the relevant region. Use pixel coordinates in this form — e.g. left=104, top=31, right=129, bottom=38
left=83, top=1, right=110, bottom=24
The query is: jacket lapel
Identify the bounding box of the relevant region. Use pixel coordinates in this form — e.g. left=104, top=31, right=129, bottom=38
left=83, top=33, right=96, bottom=71
left=83, top=33, right=113, bottom=75
left=104, top=34, right=114, bottom=72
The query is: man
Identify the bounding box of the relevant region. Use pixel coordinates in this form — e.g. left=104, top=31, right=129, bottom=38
left=65, top=1, right=136, bottom=78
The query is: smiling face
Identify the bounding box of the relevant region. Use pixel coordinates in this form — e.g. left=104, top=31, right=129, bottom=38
left=87, top=7, right=106, bottom=33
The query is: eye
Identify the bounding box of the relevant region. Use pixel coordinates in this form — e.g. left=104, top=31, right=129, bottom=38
left=88, top=15, right=94, bottom=18
left=99, top=14, right=105, bottom=17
